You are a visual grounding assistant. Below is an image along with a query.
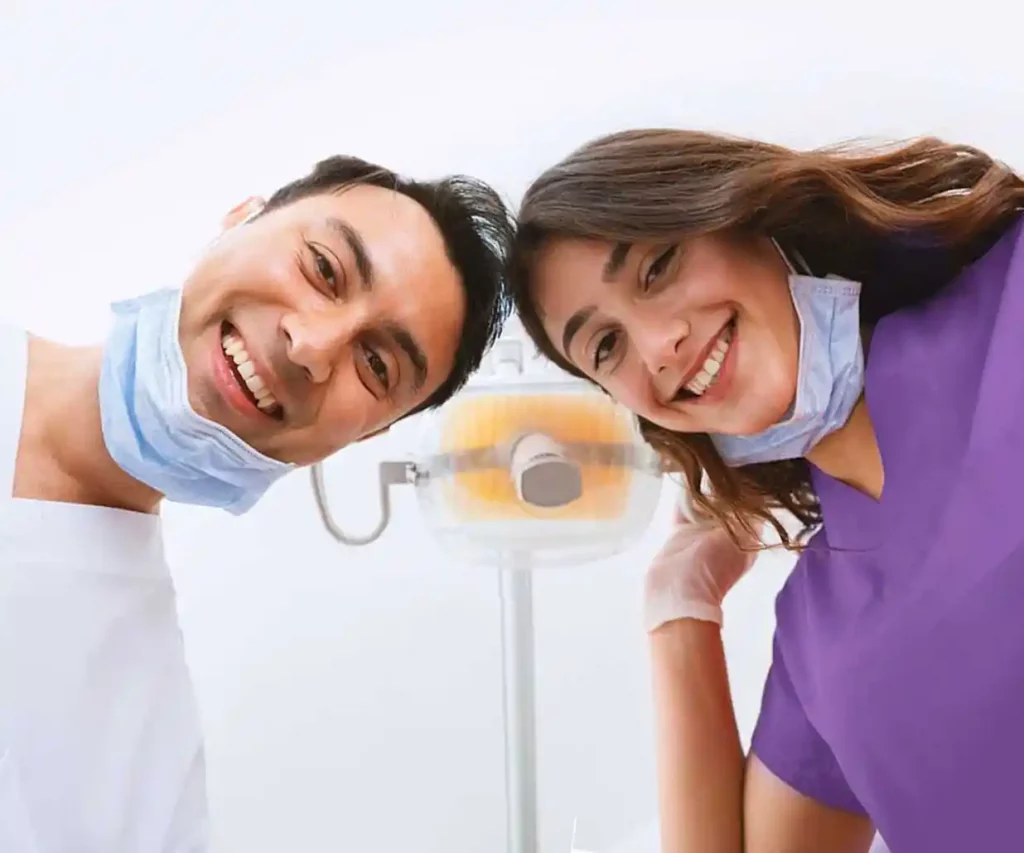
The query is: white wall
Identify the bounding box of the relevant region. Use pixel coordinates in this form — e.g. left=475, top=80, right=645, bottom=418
left=2, top=4, right=1022, bottom=851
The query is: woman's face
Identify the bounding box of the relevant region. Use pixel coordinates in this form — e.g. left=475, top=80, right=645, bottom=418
left=529, top=232, right=801, bottom=437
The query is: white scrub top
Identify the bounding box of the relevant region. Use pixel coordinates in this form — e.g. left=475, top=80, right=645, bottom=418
left=0, top=325, right=208, bottom=852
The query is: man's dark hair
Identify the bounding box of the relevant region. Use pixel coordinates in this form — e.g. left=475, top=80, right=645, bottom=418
left=263, top=155, right=515, bottom=415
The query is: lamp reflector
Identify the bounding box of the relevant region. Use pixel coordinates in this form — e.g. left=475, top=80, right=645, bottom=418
left=412, top=385, right=662, bottom=566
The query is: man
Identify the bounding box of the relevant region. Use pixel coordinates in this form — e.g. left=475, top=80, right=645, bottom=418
left=0, top=156, right=513, bottom=851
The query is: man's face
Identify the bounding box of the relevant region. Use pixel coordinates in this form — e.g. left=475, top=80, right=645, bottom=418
left=178, top=185, right=466, bottom=465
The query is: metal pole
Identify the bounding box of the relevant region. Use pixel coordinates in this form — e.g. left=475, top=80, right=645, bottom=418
left=498, top=552, right=538, bottom=853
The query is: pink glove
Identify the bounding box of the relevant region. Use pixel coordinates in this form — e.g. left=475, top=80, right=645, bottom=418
left=643, top=495, right=759, bottom=632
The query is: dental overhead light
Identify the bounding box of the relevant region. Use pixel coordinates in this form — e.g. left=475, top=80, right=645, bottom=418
left=311, top=335, right=665, bottom=853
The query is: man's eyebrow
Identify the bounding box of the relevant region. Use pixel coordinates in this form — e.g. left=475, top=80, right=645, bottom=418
left=325, top=216, right=374, bottom=290
left=385, top=322, right=427, bottom=394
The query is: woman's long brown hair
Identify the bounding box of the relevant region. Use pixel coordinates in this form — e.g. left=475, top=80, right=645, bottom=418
left=510, top=130, right=1024, bottom=549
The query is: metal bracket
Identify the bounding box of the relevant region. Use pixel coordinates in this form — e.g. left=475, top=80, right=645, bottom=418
left=310, top=459, right=414, bottom=546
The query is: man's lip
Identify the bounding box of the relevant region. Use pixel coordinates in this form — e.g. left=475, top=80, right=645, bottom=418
left=673, top=316, right=735, bottom=398
left=221, top=322, right=287, bottom=420
left=213, top=340, right=271, bottom=423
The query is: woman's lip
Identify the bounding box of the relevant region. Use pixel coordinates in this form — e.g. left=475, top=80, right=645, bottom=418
left=694, top=320, right=738, bottom=404
left=673, top=318, right=738, bottom=406
left=674, top=316, right=736, bottom=398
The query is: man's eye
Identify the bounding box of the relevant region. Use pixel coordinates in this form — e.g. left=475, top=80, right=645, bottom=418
left=363, top=344, right=390, bottom=389
left=309, top=244, right=337, bottom=291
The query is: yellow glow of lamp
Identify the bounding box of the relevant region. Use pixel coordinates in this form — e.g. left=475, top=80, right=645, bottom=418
left=411, top=382, right=663, bottom=566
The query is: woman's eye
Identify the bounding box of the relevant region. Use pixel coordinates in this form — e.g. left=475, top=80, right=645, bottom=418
left=593, top=330, right=619, bottom=370
left=644, top=245, right=678, bottom=290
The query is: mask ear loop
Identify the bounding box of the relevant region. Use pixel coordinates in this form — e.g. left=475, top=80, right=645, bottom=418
left=771, top=238, right=812, bottom=276
left=769, top=238, right=811, bottom=427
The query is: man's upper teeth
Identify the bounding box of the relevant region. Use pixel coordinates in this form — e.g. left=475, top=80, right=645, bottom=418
left=684, top=325, right=733, bottom=396
left=221, top=333, right=279, bottom=410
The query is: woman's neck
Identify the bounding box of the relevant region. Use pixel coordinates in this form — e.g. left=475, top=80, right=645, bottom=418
left=805, top=395, right=884, bottom=500
left=20, top=336, right=161, bottom=513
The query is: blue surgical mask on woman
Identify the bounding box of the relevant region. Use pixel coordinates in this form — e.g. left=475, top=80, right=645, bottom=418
left=710, top=245, right=865, bottom=467
left=98, top=287, right=295, bottom=514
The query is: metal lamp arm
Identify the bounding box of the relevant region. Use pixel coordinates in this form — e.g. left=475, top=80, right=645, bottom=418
left=310, top=460, right=414, bottom=546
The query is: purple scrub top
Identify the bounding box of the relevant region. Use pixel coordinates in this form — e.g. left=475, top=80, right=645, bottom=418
left=752, top=216, right=1024, bottom=852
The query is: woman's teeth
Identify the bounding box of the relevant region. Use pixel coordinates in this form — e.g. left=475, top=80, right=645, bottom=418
left=683, top=323, right=733, bottom=397
left=221, top=332, right=280, bottom=411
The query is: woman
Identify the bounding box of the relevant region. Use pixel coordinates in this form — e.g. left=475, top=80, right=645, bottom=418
left=509, top=130, right=1024, bottom=853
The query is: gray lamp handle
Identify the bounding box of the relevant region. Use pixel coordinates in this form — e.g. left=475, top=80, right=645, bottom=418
left=310, top=460, right=414, bottom=546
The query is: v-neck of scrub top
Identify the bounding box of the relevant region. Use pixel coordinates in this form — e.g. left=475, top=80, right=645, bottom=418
left=809, top=252, right=995, bottom=559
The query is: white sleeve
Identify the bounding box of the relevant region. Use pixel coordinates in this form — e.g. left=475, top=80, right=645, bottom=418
left=163, top=747, right=210, bottom=853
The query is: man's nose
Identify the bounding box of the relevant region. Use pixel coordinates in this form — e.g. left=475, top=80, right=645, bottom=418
left=280, top=307, right=360, bottom=384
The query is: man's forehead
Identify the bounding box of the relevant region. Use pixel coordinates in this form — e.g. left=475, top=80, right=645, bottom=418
left=312, top=184, right=432, bottom=230
left=301, top=187, right=447, bottom=273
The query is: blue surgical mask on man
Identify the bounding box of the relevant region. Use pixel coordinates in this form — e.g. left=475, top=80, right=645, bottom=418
left=710, top=246, right=865, bottom=468
left=98, top=287, right=295, bottom=514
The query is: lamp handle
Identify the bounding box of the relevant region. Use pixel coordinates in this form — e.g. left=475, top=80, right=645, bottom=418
left=310, top=460, right=413, bottom=546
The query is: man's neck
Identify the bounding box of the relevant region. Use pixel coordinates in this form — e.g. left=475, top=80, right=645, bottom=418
left=21, top=336, right=162, bottom=514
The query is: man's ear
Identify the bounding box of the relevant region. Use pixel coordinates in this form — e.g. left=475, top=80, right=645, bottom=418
left=221, top=196, right=266, bottom=231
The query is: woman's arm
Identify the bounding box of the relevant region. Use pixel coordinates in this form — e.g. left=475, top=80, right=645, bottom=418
left=745, top=753, right=877, bottom=853
left=650, top=618, right=876, bottom=853
left=650, top=618, right=743, bottom=853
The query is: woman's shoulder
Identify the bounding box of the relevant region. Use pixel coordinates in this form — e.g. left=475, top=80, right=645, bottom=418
left=947, top=213, right=1024, bottom=307
left=869, top=215, right=1024, bottom=379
